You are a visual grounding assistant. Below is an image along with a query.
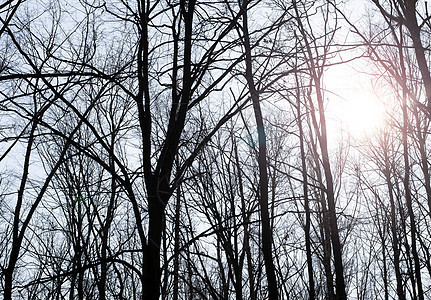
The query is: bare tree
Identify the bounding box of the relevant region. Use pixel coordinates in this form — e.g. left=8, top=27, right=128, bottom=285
left=291, top=1, right=347, bottom=298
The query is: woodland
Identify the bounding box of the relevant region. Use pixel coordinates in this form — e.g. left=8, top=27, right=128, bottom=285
left=1, top=0, right=431, bottom=299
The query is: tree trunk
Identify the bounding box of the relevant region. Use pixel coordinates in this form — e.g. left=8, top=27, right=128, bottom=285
left=242, top=3, right=278, bottom=299
left=235, top=140, right=257, bottom=300
left=293, top=1, right=346, bottom=297
left=296, top=71, right=315, bottom=300
left=173, top=187, right=181, bottom=300
left=398, top=25, right=424, bottom=299
left=142, top=189, right=167, bottom=300
left=383, top=166, right=405, bottom=300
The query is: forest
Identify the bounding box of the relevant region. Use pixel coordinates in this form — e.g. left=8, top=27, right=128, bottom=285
left=1, top=0, right=431, bottom=299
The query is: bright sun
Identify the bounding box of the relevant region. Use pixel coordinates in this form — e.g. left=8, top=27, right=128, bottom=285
left=324, top=65, right=387, bottom=141
left=339, top=93, right=386, bottom=138
left=327, top=89, right=387, bottom=142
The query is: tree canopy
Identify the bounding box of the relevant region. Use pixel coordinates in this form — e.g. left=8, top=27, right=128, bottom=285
left=1, top=0, right=431, bottom=299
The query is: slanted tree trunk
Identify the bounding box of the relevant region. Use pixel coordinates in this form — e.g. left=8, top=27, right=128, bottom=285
left=234, top=139, right=257, bottom=300
left=310, top=70, right=347, bottom=300
left=383, top=162, right=405, bottom=300
left=295, top=69, right=316, bottom=300
left=241, top=2, right=279, bottom=299
left=293, top=1, right=347, bottom=295
left=399, top=30, right=424, bottom=300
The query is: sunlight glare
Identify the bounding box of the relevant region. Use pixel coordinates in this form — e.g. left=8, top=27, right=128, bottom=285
left=337, top=92, right=386, bottom=139
left=324, top=63, right=387, bottom=142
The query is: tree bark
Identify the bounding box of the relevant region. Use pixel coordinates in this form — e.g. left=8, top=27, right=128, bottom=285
left=294, top=1, right=347, bottom=295
left=242, top=2, right=278, bottom=299
left=383, top=165, right=405, bottom=300
left=295, top=72, right=315, bottom=300
left=398, top=24, right=424, bottom=300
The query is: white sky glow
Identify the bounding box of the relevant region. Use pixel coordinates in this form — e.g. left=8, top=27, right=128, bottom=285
left=325, top=63, right=387, bottom=142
